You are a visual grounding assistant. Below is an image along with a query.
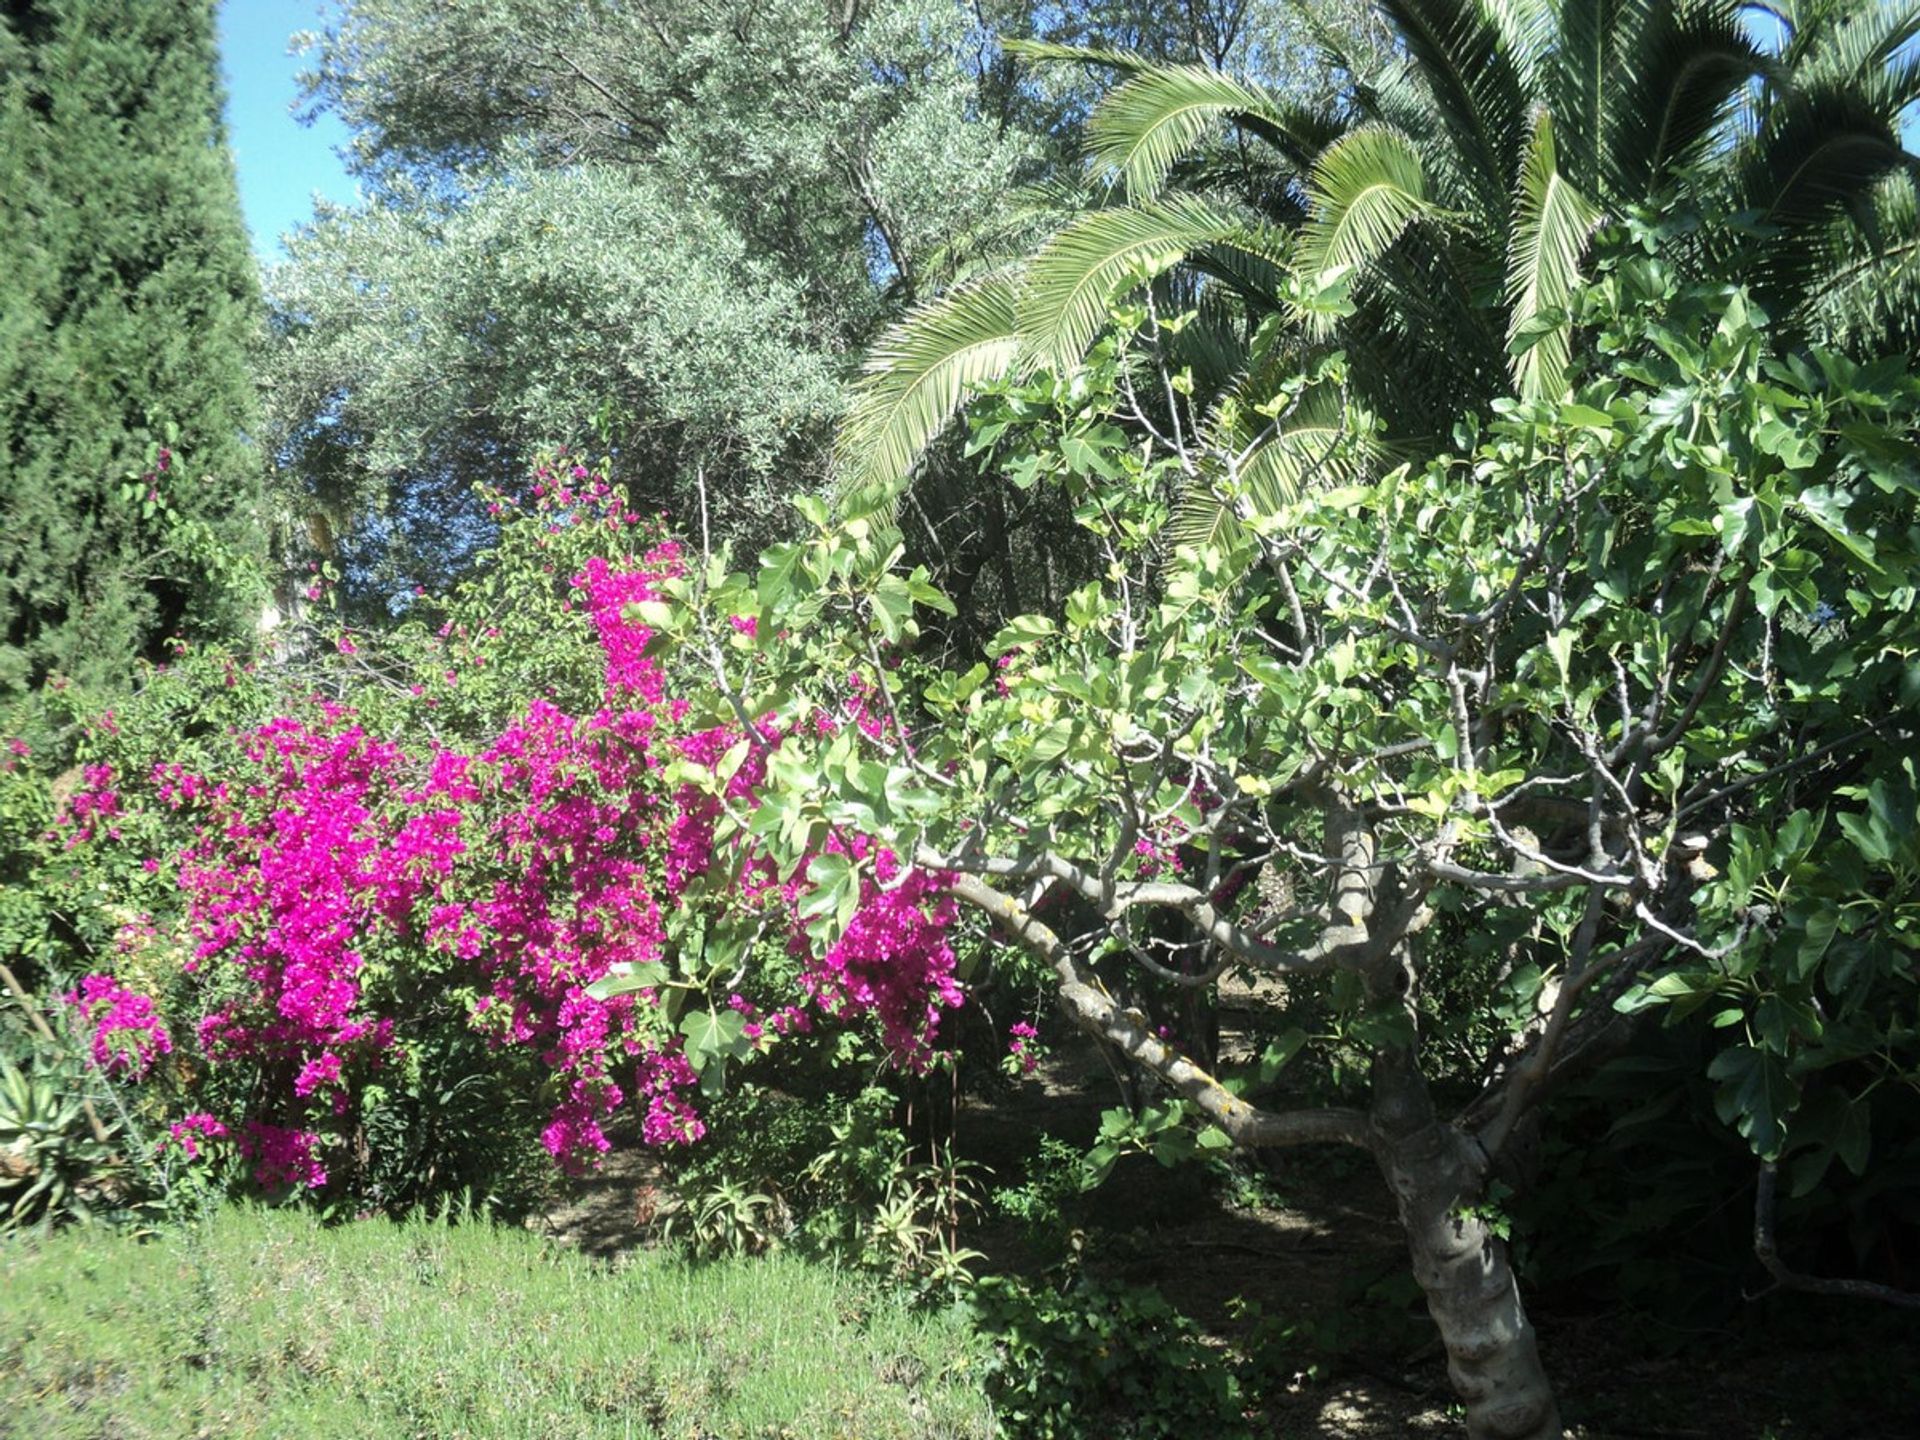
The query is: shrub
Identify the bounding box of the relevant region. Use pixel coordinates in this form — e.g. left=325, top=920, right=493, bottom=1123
left=966, top=1274, right=1246, bottom=1440
left=4, top=457, right=977, bottom=1221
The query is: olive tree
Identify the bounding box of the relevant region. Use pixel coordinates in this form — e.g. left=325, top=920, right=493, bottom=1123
left=641, top=241, right=1920, bottom=1436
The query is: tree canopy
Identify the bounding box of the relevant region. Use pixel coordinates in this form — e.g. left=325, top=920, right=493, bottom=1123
left=264, top=0, right=1389, bottom=612
left=0, top=0, right=264, bottom=697
left=648, top=237, right=1920, bottom=1438
left=840, top=0, right=1920, bottom=509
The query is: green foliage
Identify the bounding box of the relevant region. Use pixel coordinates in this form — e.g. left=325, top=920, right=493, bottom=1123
left=844, top=0, right=1918, bottom=503
left=0, top=1051, right=128, bottom=1232
left=271, top=0, right=1053, bottom=600
left=990, top=1134, right=1088, bottom=1244
left=1083, top=1100, right=1235, bottom=1187
left=0, top=0, right=265, bottom=698
left=666, top=1177, right=784, bottom=1260
left=268, top=168, right=844, bottom=601
left=966, top=1274, right=1246, bottom=1439
left=676, top=1084, right=987, bottom=1297
left=645, top=226, right=1920, bottom=1387
left=0, top=1206, right=997, bottom=1438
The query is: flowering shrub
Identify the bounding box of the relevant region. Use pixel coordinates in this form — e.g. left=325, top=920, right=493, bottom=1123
left=24, top=459, right=970, bottom=1205
left=1005, top=1022, right=1041, bottom=1078
left=62, top=974, right=172, bottom=1080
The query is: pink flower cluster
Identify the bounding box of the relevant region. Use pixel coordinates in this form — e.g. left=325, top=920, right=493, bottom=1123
left=61, top=763, right=122, bottom=846
left=63, top=973, right=172, bottom=1079
left=793, top=841, right=963, bottom=1071
left=1007, top=1021, right=1040, bottom=1076
left=61, top=467, right=973, bottom=1192
left=163, top=1112, right=228, bottom=1161
left=239, top=1121, right=328, bottom=1189
left=633, top=1048, right=704, bottom=1146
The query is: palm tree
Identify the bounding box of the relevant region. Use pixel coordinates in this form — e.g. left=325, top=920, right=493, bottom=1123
left=838, top=0, right=1920, bottom=522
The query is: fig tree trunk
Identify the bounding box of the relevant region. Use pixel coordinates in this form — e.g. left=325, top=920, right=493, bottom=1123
left=1372, top=1047, right=1561, bottom=1439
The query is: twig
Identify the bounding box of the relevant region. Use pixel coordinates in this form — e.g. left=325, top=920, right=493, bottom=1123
left=1752, top=1160, right=1920, bottom=1310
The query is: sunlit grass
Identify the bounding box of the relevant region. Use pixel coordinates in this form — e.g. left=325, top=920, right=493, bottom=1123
left=0, top=1207, right=996, bottom=1438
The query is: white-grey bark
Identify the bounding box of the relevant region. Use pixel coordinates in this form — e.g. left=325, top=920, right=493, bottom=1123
left=1372, top=1058, right=1562, bottom=1440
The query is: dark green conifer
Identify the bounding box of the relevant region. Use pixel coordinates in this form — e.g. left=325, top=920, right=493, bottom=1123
left=0, top=0, right=264, bottom=698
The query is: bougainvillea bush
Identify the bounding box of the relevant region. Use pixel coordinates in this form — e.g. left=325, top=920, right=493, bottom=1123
left=11, top=459, right=977, bottom=1214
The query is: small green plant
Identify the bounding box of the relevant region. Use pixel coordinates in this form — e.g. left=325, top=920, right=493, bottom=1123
left=992, top=1135, right=1086, bottom=1245
left=666, top=1177, right=785, bottom=1258
left=1452, top=1177, right=1515, bottom=1242
left=0, top=1053, right=130, bottom=1231
left=966, top=1274, right=1246, bottom=1439
left=1083, top=1099, right=1233, bottom=1186
left=860, top=1164, right=987, bottom=1298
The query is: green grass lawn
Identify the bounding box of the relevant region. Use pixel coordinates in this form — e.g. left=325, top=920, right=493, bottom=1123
left=0, top=1207, right=996, bottom=1439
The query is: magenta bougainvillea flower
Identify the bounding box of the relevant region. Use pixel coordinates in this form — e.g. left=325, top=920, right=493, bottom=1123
left=60, top=470, right=969, bottom=1189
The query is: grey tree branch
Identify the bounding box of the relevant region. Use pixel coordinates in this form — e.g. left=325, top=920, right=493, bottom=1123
left=915, top=843, right=1369, bottom=975
left=1753, top=1161, right=1920, bottom=1310
left=946, top=872, right=1373, bottom=1151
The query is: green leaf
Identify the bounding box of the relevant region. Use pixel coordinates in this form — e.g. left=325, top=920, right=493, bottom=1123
left=585, top=961, right=668, bottom=1001
left=988, top=614, right=1056, bottom=658
left=629, top=600, right=673, bottom=630
left=799, top=853, right=855, bottom=923
left=1707, top=1044, right=1800, bottom=1158
left=1064, top=583, right=1104, bottom=630
left=903, top=569, right=957, bottom=616
left=1081, top=1143, right=1120, bottom=1189
left=1028, top=719, right=1075, bottom=764
left=869, top=575, right=914, bottom=643
left=1258, top=1027, right=1309, bottom=1082
left=1060, top=433, right=1122, bottom=479
left=681, top=1009, right=753, bottom=1073
left=1797, top=485, right=1876, bottom=567
left=757, top=542, right=805, bottom=608
left=1545, top=627, right=1576, bottom=684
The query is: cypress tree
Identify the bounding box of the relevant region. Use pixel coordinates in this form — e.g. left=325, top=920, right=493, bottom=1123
left=0, top=0, right=264, bottom=699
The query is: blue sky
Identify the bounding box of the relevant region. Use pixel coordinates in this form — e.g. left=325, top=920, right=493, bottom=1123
left=218, top=2, right=357, bottom=257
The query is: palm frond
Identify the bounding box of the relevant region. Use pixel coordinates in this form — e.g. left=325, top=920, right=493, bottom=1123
left=999, top=38, right=1160, bottom=76
left=1549, top=1, right=1758, bottom=200
left=915, top=178, right=1095, bottom=291
left=1186, top=238, right=1294, bottom=313
left=1628, top=1, right=1759, bottom=195
left=1736, top=79, right=1914, bottom=227
left=1170, top=386, right=1377, bottom=550
left=1347, top=58, right=1478, bottom=208
left=833, top=276, right=1024, bottom=507
left=1506, top=111, right=1602, bottom=401
left=1296, top=126, right=1435, bottom=326
left=1375, top=0, right=1529, bottom=220
left=1725, top=80, right=1916, bottom=322
left=1797, top=170, right=1920, bottom=354
left=1792, top=1, right=1920, bottom=93
left=1086, top=64, right=1330, bottom=195
left=1477, top=0, right=1554, bottom=94
left=1018, top=194, right=1289, bottom=372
